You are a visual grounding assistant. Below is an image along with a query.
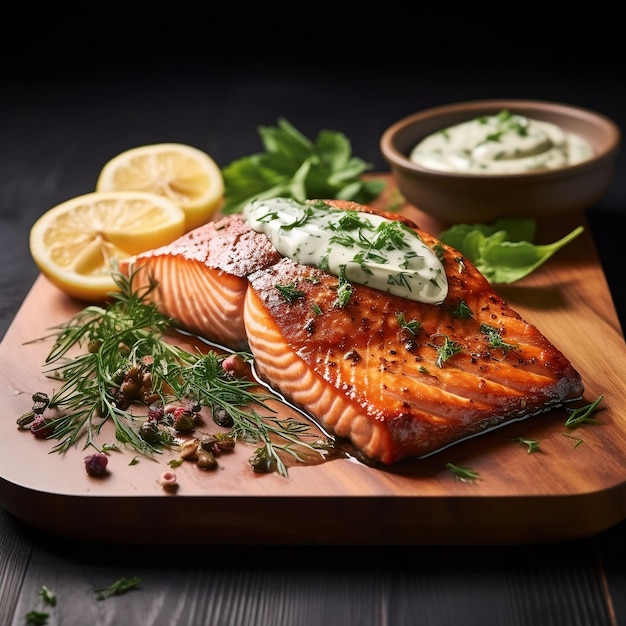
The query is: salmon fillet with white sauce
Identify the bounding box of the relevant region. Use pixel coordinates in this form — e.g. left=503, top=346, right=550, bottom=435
left=123, top=201, right=584, bottom=465
left=119, top=214, right=281, bottom=350
left=244, top=231, right=584, bottom=465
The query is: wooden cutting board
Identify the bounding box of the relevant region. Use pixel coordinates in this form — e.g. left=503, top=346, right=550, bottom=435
left=1, top=177, right=625, bottom=546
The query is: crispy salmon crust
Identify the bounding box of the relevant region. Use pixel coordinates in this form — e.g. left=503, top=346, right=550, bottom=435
left=119, top=214, right=281, bottom=350
left=244, top=238, right=584, bottom=465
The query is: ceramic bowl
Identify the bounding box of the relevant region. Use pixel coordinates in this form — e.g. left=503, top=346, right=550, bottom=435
left=380, top=99, right=621, bottom=225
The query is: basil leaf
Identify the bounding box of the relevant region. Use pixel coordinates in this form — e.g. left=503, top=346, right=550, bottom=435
left=439, top=218, right=583, bottom=284
left=221, top=118, right=385, bottom=215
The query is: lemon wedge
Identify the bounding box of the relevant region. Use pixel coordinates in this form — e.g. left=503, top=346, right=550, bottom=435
left=30, top=190, right=186, bottom=302
left=95, top=143, right=224, bottom=231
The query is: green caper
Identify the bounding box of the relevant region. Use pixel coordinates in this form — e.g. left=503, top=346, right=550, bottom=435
left=197, top=450, right=217, bottom=471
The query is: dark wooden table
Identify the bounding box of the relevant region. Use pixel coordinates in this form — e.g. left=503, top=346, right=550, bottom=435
left=2, top=15, right=626, bottom=625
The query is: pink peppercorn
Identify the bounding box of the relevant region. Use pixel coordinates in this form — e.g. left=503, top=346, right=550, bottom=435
left=158, top=470, right=178, bottom=492
left=31, top=414, right=55, bottom=439
left=222, top=354, right=248, bottom=378
left=84, top=452, right=108, bottom=477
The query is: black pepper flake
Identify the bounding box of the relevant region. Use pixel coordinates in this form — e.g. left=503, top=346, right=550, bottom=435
left=344, top=350, right=361, bottom=362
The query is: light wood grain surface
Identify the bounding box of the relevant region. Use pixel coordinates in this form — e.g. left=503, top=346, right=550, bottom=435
left=1, top=177, right=624, bottom=546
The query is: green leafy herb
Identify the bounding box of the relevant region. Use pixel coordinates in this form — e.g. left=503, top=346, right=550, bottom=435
left=564, top=394, right=604, bottom=428
left=21, top=266, right=334, bottom=477
left=275, top=281, right=306, bottom=303
left=511, top=436, right=541, bottom=453
left=480, top=323, right=518, bottom=353
left=438, top=218, right=583, bottom=284
left=433, top=335, right=462, bottom=367
left=446, top=462, right=481, bottom=482
left=221, top=118, right=386, bottom=215
left=26, top=611, right=49, bottom=625
left=39, top=585, right=56, bottom=607
left=396, top=312, right=421, bottom=335
left=452, top=299, right=473, bottom=319
left=334, top=270, right=353, bottom=308
left=563, top=433, right=585, bottom=448
left=95, top=576, right=141, bottom=600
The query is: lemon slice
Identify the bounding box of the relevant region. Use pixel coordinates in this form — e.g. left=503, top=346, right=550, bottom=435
left=95, top=143, right=224, bottom=231
left=30, top=190, right=186, bottom=302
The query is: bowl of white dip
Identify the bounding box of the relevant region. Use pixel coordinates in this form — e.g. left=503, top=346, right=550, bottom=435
left=380, top=99, right=620, bottom=224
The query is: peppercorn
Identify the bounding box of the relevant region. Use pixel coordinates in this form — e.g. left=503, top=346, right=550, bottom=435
left=84, top=452, right=108, bottom=477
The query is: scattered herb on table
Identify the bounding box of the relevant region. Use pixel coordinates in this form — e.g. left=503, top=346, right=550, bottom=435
left=438, top=218, right=583, bottom=284
left=25, top=610, right=49, bottom=625
left=220, top=118, right=386, bottom=215
left=95, top=576, right=142, bottom=600
left=446, top=462, right=481, bottom=482
left=511, top=436, right=541, bottom=453
left=564, top=394, right=604, bottom=428
left=18, top=266, right=335, bottom=477
left=563, top=433, right=585, bottom=448
left=39, top=585, right=57, bottom=607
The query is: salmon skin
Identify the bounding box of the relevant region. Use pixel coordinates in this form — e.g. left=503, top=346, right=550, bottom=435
left=124, top=201, right=584, bottom=466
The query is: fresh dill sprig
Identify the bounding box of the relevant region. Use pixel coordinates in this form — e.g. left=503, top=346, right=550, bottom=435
left=24, top=265, right=333, bottom=477
left=433, top=334, right=462, bottom=367
left=396, top=311, right=421, bottom=335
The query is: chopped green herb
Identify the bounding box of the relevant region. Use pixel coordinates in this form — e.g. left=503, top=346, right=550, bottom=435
left=446, top=462, right=481, bottom=482
left=26, top=611, right=49, bottom=625
left=433, top=335, right=462, bottom=367
left=511, top=436, right=541, bottom=453
left=562, top=433, right=584, bottom=448
left=275, top=282, right=306, bottom=303
left=334, top=270, right=353, bottom=308
left=480, top=323, right=517, bottom=353
left=39, top=585, right=56, bottom=607
left=564, top=394, right=604, bottom=428
left=95, top=576, right=142, bottom=601
left=452, top=300, right=473, bottom=319
left=396, top=312, right=421, bottom=335
left=433, top=242, right=445, bottom=262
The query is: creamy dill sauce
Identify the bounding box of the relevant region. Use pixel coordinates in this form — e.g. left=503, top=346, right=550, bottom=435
left=243, top=198, right=448, bottom=305
left=410, top=109, right=593, bottom=174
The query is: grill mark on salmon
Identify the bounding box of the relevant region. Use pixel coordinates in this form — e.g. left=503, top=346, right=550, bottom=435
left=244, top=246, right=583, bottom=465
left=119, top=214, right=282, bottom=351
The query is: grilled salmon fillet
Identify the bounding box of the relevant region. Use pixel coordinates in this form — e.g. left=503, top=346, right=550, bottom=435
left=244, top=234, right=583, bottom=466
left=123, top=200, right=583, bottom=465
left=119, top=214, right=282, bottom=350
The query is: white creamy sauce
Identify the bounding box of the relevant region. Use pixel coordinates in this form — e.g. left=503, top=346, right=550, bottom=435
left=410, top=109, right=593, bottom=174
left=243, top=198, right=448, bottom=305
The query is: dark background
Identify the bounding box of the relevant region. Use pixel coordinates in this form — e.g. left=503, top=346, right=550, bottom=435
left=3, top=7, right=624, bottom=336
left=2, top=7, right=626, bottom=626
